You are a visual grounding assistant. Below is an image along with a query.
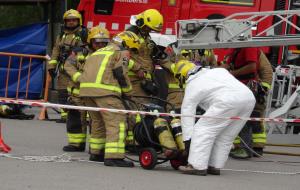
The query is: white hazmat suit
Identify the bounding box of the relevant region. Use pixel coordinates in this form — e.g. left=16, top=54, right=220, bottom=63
left=181, top=68, right=256, bottom=170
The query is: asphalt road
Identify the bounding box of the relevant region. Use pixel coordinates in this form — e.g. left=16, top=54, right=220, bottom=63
left=0, top=108, right=300, bottom=190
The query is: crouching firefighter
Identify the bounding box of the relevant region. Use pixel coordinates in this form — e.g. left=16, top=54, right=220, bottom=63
left=63, top=26, right=110, bottom=152
left=174, top=60, right=255, bottom=176
left=47, top=9, right=87, bottom=122
left=78, top=31, right=142, bottom=167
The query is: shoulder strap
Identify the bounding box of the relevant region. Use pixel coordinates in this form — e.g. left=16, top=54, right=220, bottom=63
left=79, top=26, right=88, bottom=43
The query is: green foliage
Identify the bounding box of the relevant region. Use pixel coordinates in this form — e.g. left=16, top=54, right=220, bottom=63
left=67, top=0, right=80, bottom=9
left=0, top=1, right=81, bottom=30
left=0, top=5, right=44, bottom=29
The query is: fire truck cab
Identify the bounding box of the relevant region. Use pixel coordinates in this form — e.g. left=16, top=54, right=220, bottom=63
left=78, top=0, right=287, bottom=35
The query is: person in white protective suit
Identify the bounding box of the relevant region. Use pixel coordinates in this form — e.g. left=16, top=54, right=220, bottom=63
left=174, top=60, right=256, bottom=176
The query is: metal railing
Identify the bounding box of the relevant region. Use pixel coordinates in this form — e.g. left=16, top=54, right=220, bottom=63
left=0, top=52, right=50, bottom=120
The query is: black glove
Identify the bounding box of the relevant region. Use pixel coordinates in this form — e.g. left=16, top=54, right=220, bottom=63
left=140, top=80, right=158, bottom=96
left=48, top=68, right=56, bottom=79
left=67, top=96, right=74, bottom=105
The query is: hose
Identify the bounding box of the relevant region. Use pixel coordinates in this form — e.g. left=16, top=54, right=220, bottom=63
left=264, top=151, right=300, bottom=157
left=266, top=143, right=300, bottom=148
left=239, top=137, right=300, bottom=167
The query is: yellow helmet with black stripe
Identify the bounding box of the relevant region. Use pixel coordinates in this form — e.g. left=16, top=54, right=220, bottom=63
left=63, top=9, right=82, bottom=25
left=174, top=60, right=195, bottom=78
left=112, top=31, right=142, bottom=50
left=87, top=26, right=110, bottom=44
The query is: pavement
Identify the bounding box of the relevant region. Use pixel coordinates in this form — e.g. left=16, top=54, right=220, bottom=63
left=0, top=108, right=300, bottom=190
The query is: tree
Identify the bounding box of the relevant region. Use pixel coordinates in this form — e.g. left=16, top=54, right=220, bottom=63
left=0, top=4, right=44, bottom=29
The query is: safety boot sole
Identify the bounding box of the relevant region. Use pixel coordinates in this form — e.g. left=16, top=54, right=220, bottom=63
left=104, top=159, right=134, bottom=167
left=178, top=165, right=207, bottom=176
left=63, top=145, right=85, bottom=152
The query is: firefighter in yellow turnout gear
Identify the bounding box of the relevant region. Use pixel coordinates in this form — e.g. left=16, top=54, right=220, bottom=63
left=63, top=27, right=110, bottom=152
left=231, top=50, right=272, bottom=158
left=48, top=9, right=87, bottom=107
left=125, top=9, right=164, bottom=143
left=127, top=9, right=164, bottom=100
left=78, top=31, right=142, bottom=167
left=163, top=49, right=217, bottom=112
left=252, top=51, right=272, bottom=150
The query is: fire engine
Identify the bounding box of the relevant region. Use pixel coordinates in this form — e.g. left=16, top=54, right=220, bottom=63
left=77, top=0, right=299, bottom=63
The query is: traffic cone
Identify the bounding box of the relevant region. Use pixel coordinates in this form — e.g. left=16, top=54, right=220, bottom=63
left=0, top=122, right=11, bottom=153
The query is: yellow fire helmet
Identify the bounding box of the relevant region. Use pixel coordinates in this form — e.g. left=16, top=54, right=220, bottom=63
left=63, top=9, right=82, bottom=25
left=87, top=26, right=110, bottom=44
left=112, top=31, right=142, bottom=50
left=181, top=49, right=192, bottom=55
left=134, top=9, right=163, bottom=32
left=173, top=60, right=195, bottom=78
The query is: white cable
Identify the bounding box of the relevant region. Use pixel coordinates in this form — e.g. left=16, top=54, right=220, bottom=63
left=0, top=153, right=72, bottom=163
left=1, top=153, right=299, bottom=175
left=239, top=137, right=300, bottom=167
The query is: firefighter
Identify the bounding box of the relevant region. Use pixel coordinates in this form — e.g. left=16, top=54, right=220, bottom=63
left=127, top=9, right=164, bottom=100
left=253, top=50, right=273, bottom=154
left=47, top=9, right=88, bottom=123
left=220, top=47, right=258, bottom=158
left=78, top=31, right=141, bottom=167
left=125, top=9, right=164, bottom=143
left=163, top=47, right=217, bottom=112
left=192, top=49, right=217, bottom=67
left=160, top=48, right=187, bottom=112
left=179, top=50, right=192, bottom=61
left=229, top=49, right=272, bottom=158
left=174, top=60, right=255, bottom=176
left=179, top=49, right=217, bottom=67
left=62, top=26, right=110, bottom=152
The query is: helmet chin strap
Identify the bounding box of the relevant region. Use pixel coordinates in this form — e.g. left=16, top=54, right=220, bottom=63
left=115, top=41, right=127, bottom=50
left=179, top=76, right=186, bottom=89
left=175, top=74, right=186, bottom=89
left=138, top=28, right=149, bottom=38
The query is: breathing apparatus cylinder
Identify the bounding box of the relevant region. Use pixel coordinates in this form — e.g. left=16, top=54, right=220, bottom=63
left=153, top=118, right=177, bottom=157
left=170, top=118, right=185, bottom=151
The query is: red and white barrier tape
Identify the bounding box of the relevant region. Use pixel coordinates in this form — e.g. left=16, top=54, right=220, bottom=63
left=0, top=98, right=299, bottom=123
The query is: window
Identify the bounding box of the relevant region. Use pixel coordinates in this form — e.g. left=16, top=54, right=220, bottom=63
left=94, top=0, right=115, bottom=15
left=201, top=0, right=254, bottom=6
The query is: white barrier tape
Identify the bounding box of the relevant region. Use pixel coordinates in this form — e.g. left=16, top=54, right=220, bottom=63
left=0, top=153, right=72, bottom=163
left=0, top=98, right=299, bottom=123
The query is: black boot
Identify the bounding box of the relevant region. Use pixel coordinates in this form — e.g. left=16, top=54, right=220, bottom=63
left=104, top=159, right=134, bottom=167
left=89, top=154, right=104, bottom=162
left=208, top=166, right=221, bottom=175
left=63, top=144, right=85, bottom=152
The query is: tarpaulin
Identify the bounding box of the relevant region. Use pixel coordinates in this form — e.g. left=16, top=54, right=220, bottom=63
left=0, top=23, right=48, bottom=99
